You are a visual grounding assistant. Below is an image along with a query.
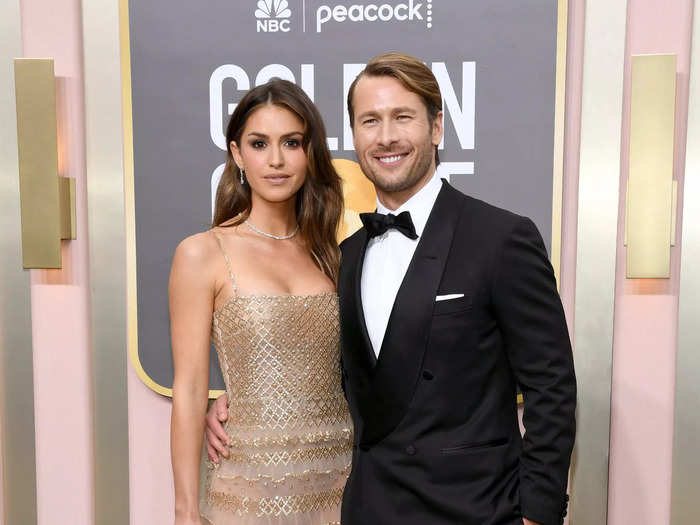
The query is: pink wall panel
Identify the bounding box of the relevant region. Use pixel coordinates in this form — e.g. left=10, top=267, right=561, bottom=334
left=19, top=0, right=94, bottom=522
left=608, top=1, right=694, bottom=524
left=559, top=2, right=587, bottom=520
left=0, top=355, right=4, bottom=525
left=30, top=287, right=92, bottom=525
left=561, top=0, right=586, bottom=333
left=127, top=366, right=174, bottom=524
left=609, top=296, right=678, bottom=524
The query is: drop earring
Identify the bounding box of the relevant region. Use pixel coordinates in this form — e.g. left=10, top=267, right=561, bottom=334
left=239, top=167, right=245, bottom=185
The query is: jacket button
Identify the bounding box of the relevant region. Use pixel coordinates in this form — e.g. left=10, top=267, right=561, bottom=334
left=405, top=444, right=416, bottom=455
left=422, top=370, right=434, bottom=380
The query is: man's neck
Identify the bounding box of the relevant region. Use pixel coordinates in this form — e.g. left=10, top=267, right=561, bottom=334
left=376, top=167, right=436, bottom=211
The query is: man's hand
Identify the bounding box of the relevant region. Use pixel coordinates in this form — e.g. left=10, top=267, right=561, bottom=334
left=523, top=519, right=542, bottom=525
left=205, top=394, right=229, bottom=462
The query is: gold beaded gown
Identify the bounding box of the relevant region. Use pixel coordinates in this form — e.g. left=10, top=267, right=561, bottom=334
left=200, top=232, right=352, bottom=525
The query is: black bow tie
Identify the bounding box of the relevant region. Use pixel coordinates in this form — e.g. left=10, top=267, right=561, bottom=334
left=360, top=211, right=418, bottom=240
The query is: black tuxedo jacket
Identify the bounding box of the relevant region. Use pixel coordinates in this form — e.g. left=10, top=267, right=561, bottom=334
left=338, top=181, right=576, bottom=525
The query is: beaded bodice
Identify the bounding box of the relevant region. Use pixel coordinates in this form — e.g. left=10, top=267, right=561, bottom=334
left=212, top=293, right=349, bottom=437
left=200, top=232, right=352, bottom=525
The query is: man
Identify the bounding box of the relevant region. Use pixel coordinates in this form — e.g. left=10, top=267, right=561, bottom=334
left=206, top=52, right=576, bottom=525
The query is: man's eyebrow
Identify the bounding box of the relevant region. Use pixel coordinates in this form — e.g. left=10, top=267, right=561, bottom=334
left=355, top=110, right=379, bottom=122
left=356, top=107, right=418, bottom=121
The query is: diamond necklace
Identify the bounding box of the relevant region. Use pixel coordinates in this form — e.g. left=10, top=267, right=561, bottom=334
left=245, top=219, right=299, bottom=240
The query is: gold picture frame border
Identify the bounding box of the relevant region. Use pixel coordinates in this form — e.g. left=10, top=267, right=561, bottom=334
left=121, top=0, right=569, bottom=399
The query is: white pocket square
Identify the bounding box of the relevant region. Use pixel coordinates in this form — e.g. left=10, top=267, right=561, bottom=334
left=435, top=293, right=465, bottom=302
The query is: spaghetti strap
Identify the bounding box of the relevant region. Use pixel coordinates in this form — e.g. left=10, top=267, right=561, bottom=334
left=211, top=230, right=238, bottom=293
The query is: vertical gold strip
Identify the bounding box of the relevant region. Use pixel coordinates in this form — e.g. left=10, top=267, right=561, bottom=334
left=14, top=59, right=62, bottom=269
left=671, top=2, right=700, bottom=521
left=627, top=54, right=676, bottom=278
left=120, top=0, right=174, bottom=398
left=58, top=177, right=76, bottom=240
left=120, top=0, right=143, bottom=400
left=551, top=0, right=568, bottom=286
left=570, top=0, right=628, bottom=523
left=0, top=0, right=38, bottom=524
left=671, top=179, right=678, bottom=246
left=81, top=0, right=130, bottom=522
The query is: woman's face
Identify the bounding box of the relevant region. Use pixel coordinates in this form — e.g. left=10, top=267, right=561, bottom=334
left=231, top=104, right=308, bottom=206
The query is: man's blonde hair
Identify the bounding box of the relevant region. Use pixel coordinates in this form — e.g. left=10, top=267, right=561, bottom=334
left=347, top=52, right=442, bottom=163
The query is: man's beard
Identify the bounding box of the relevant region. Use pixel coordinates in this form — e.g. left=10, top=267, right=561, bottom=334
left=359, top=140, right=435, bottom=194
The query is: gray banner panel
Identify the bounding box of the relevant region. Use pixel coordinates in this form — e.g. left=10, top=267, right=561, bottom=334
left=128, top=0, right=560, bottom=392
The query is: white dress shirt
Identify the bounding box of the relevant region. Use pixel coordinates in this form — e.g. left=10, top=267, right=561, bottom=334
left=361, top=170, right=443, bottom=357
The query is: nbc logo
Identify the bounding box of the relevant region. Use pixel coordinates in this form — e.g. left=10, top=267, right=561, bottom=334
left=255, top=0, right=292, bottom=32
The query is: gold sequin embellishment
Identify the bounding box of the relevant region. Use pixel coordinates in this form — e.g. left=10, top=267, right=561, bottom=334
left=200, top=292, right=353, bottom=525
left=207, top=486, right=345, bottom=517
left=226, top=443, right=353, bottom=467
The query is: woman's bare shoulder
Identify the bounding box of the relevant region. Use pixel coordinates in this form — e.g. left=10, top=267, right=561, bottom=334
left=209, top=224, right=249, bottom=251
left=172, top=230, right=220, bottom=270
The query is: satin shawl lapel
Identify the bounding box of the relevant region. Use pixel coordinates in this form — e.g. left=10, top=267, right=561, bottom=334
left=360, top=181, right=464, bottom=445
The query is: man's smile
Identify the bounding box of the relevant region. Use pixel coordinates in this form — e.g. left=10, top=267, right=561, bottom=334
left=374, top=151, right=410, bottom=166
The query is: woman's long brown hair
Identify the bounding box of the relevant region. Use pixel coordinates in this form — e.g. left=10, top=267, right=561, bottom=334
left=212, top=79, right=343, bottom=283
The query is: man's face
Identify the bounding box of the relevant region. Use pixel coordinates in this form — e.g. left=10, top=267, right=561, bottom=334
left=351, top=75, right=443, bottom=197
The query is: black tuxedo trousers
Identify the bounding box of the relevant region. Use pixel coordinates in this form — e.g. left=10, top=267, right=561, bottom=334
left=338, top=181, right=576, bottom=525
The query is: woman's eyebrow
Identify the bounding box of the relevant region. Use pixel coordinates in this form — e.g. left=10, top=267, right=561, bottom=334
left=246, top=131, right=303, bottom=138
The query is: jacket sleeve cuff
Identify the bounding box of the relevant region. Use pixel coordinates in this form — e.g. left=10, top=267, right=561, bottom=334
left=521, top=493, right=569, bottom=525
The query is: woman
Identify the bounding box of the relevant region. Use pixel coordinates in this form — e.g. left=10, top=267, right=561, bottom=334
left=169, top=79, right=352, bottom=525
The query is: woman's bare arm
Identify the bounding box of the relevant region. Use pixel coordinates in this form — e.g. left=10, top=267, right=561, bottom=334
left=170, top=235, right=216, bottom=524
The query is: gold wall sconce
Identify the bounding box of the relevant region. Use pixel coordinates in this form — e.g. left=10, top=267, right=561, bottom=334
left=625, top=54, right=678, bottom=278
left=14, top=58, right=76, bottom=269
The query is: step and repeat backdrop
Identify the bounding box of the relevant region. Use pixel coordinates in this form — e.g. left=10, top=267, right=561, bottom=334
left=127, top=0, right=562, bottom=393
